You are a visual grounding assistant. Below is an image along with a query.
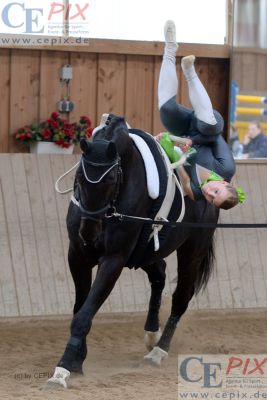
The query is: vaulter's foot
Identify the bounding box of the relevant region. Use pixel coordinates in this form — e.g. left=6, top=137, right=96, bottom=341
left=181, top=55, right=195, bottom=71
left=181, top=55, right=196, bottom=81
left=164, top=20, right=176, bottom=43
left=164, top=20, right=178, bottom=51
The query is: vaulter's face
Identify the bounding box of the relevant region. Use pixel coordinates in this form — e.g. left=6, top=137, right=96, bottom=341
left=201, top=180, right=229, bottom=207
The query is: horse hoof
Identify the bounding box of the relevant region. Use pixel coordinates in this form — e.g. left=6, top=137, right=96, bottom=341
left=45, top=367, right=70, bottom=390
left=144, top=329, right=162, bottom=351
left=144, top=346, right=168, bottom=367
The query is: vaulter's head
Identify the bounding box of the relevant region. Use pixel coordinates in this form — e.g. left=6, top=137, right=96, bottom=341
left=201, top=180, right=239, bottom=210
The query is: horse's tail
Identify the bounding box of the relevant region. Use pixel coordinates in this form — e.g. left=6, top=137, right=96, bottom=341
left=194, top=235, right=216, bottom=294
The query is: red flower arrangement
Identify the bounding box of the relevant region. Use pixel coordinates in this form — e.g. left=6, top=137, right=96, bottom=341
left=14, top=112, right=93, bottom=148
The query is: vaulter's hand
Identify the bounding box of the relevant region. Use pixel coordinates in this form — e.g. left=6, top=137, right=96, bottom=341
left=155, top=132, right=164, bottom=142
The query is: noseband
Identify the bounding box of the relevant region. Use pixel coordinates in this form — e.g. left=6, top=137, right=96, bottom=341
left=74, top=154, right=122, bottom=221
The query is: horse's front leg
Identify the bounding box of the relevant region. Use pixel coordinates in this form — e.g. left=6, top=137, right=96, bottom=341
left=47, top=254, right=124, bottom=388
left=66, top=243, right=96, bottom=375
left=142, top=259, right=166, bottom=351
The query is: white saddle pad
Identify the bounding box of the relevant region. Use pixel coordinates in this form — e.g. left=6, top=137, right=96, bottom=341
left=129, top=133, right=159, bottom=200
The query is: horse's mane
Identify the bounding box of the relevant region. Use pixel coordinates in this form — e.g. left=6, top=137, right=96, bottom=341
left=106, top=115, right=125, bottom=130
left=102, top=115, right=128, bottom=141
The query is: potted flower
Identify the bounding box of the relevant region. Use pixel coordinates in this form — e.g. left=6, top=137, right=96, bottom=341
left=14, top=112, right=93, bottom=154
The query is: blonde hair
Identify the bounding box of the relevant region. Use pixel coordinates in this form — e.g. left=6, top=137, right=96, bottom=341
left=219, top=185, right=239, bottom=210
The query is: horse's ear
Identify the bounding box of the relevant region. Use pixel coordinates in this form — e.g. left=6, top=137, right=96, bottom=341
left=80, top=139, right=92, bottom=155
left=106, top=142, right=117, bottom=160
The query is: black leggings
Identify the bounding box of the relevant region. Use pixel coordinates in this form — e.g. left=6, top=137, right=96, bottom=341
left=160, top=96, right=224, bottom=144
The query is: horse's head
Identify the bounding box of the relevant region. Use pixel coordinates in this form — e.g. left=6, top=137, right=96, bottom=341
left=75, top=137, right=122, bottom=222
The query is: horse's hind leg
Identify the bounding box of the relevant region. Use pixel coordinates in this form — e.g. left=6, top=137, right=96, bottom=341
left=144, top=235, right=214, bottom=366
left=142, top=259, right=166, bottom=350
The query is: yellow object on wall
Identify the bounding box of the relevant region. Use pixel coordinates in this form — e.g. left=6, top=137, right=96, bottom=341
left=236, top=107, right=265, bottom=116
left=236, top=95, right=267, bottom=104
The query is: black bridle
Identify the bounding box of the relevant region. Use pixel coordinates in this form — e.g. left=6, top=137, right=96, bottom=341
left=75, top=154, right=123, bottom=222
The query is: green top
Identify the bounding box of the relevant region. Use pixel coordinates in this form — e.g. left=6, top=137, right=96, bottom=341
left=200, top=170, right=223, bottom=188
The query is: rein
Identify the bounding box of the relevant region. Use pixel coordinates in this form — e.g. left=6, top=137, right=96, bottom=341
left=55, top=160, right=267, bottom=229
left=55, top=160, right=80, bottom=194
left=106, top=211, right=267, bottom=229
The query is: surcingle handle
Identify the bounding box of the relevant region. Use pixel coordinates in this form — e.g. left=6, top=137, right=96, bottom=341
left=153, top=225, right=160, bottom=251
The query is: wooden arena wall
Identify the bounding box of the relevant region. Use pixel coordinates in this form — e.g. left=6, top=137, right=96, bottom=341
left=232, top=47, right=267, bottom=93
left=0, top=154, right=267, bottom=317
left=0, top=40, right=230, bottom=153
left=2, top=41, right=263, bottom=318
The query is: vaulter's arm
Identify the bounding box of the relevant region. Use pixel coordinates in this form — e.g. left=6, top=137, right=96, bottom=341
left=177, top=165, right=195, bottom=200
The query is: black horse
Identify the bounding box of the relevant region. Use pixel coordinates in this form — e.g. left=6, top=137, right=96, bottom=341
left=47, top=115, right=219, bottom=388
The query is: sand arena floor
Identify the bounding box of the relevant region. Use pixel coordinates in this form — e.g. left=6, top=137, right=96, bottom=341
left=0, top=308, right=266, bottom=400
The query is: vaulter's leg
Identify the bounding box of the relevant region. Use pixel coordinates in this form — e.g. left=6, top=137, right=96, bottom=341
left=181, top=54, right=224, bottom=139
left=158, top=20, right=178, bottom=110
left=181, top=55, right=217, bottom=126
left=142, top=259, right=166, bottom=350
left=158, top=20, right=192, bottom=135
